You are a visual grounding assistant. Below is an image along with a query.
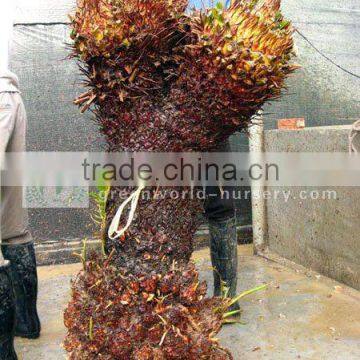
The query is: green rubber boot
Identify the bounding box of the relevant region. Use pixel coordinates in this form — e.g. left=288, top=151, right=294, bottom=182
left=1, top=243, right=41, bottom=339
left=209, top=217, right=240, bottom=314
left=0, top=261, right=18, bottom=360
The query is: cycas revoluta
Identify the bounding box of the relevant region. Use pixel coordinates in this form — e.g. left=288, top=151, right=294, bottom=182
left=64, top=0, right=296, bottom=358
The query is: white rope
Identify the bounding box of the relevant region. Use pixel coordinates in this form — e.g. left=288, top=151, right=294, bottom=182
left=349, top=120, right=360, bottom=154
left=107, top=185, right=145, bottom=240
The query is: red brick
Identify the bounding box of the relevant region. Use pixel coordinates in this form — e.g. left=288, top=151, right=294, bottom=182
left=277, top=118, right=305, bottom=130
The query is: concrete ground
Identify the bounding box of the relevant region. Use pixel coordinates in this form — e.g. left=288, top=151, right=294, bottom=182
left=15, top=245, right=360, bottom=360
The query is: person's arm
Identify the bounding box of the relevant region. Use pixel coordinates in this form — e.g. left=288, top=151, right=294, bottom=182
left=0, top=102, right=15, bottom=152
left=0, top=98, right=15, bottom=263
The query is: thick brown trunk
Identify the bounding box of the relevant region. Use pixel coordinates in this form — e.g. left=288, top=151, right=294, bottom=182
left=104, top=187, right=201, bottom=274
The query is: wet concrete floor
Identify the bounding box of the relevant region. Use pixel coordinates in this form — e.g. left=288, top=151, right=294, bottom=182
left=15, top=245, right=360, bottom=359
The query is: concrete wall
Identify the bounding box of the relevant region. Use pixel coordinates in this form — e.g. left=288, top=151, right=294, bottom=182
left=264, top=126, right=360, bottom=290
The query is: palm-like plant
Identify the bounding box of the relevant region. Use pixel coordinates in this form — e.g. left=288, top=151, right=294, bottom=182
left=64, top=1, right=296, bottom=358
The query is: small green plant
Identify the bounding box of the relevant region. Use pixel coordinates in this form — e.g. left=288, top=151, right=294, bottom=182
left=89, top=171, right=110, bottom=256
left=214, top=266, right=267, bottom=323
left=220, top=284, right=267, bottom=323
left=72, top=238, right=87, bottom=270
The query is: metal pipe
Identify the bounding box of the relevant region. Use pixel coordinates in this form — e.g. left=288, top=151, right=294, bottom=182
left=249, top=113, right=266, bottom=254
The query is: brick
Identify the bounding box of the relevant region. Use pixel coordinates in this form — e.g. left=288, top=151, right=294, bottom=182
left=277, top=118, right=305, bottom=130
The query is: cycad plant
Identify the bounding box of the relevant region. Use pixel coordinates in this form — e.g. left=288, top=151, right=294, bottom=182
left=64, top=0, right=296, bottom=358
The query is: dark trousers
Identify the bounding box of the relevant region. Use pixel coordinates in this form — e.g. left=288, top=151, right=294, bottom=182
left=204, top=141, right=235, bottom=221
left=203, top=141, right=238, bottom=301
left=204, top=185, right=235, bottom=221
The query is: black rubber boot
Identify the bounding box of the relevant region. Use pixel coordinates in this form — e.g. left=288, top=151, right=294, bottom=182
left=209, top=217, right=240, bottom=313
left=1, top=242, right=41, bottom=339
left=0, top=261, right=18, bottom=360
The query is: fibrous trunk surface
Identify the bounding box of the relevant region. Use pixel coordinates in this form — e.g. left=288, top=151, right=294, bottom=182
left=64, top=0, right=296, bottom=358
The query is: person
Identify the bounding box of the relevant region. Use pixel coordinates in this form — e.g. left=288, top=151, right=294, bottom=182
left=0, top=71, right=41, bottom=339
left=0, top=4, right=41, bottom=359
left=204, top=144, right=240, bottom=313
left=189, top=0, right=240, bottom=313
